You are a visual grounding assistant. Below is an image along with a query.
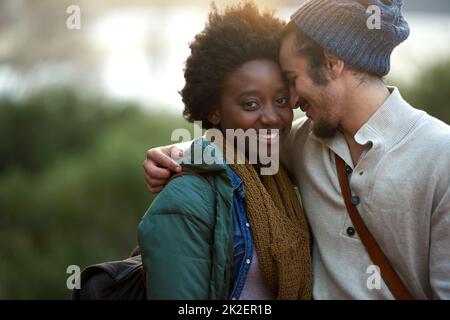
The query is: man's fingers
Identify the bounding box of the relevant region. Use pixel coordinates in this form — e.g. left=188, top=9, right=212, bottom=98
left=167, top=146, right=185, bottom=161
left=143, top=144, right=186, bottom=194
left=143, top=161, right=173, bottom=180
left=145, top=179, right=163, bottom=194
left=147, top=147, right=182, bottom=173
left=145, top=175, right=167, bottom=188
left=145, top=175, right=166, bottom=193
left=150, top=186, right=163, bottom=193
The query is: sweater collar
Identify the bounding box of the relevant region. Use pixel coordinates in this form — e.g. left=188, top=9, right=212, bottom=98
left=311, top=87, right=425, bottom=166
left=353, top=87, right=425, bottom=151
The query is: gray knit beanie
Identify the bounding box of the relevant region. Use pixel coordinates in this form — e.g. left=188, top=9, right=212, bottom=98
left=290, top=0, right=410, bottom=76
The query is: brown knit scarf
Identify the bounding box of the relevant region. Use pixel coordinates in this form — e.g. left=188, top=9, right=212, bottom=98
left=229, top=163, right=313, bottom=300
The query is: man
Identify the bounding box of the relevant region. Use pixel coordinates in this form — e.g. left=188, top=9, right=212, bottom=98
left=143, top=0, right=450, bottom=299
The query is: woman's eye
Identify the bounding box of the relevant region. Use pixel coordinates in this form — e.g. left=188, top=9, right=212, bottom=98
left=276, top=97, right=289, bottom=106
left=242, top=101, right=259, bottom=110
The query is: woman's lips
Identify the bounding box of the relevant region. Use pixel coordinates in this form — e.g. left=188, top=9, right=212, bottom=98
left=257, top=131, right=280, bottom=145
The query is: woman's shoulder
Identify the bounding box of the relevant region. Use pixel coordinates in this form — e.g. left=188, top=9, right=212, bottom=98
left=144, top=172, right=216, bottom=226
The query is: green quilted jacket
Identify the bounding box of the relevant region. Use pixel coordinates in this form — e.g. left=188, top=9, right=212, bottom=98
left=138, top=139, right=235, bottom=299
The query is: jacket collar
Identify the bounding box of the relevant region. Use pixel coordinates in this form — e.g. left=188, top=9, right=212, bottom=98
left=179, top=138, right=228, bottom=174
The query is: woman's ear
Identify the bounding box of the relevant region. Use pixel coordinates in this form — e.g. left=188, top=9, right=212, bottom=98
left=324, top=50, right=344, bottom=80
left=208, top=107, right=221, bottom=126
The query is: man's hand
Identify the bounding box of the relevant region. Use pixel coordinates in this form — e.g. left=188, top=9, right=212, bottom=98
left=143, top=145, right=184, bottom=194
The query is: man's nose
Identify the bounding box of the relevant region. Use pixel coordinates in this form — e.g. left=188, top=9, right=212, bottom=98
left=290, top=93, right=299, bottom=109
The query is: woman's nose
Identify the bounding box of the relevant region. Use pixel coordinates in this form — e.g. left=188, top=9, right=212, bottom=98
left=259, top=106, right=282, bottom=127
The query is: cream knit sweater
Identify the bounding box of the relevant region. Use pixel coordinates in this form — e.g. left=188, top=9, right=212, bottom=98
left=282, top=87, right=450, bottom=299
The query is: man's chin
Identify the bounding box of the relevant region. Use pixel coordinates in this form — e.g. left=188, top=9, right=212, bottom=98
left=312, top=122, right=338, bottom=139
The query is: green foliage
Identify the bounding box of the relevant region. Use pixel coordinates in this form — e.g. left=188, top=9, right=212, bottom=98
left=398, top=58, right=450, bottom=124
left=0, top=88, right=191, bottom=299
left=0, top=88, right=139, bottom=175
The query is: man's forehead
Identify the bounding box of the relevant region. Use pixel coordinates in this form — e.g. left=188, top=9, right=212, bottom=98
left=279, top=36, right=299, bottom=71
left=280, top=33, right=298, bottom=55
left=280, top=32, right=296, bottom=51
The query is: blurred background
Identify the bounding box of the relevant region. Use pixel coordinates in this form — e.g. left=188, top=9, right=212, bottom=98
left=0, top=0, right=449, bottom=299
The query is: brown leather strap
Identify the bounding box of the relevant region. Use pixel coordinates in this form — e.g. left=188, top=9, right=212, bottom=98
left=335, top=154, right=414, bottom=300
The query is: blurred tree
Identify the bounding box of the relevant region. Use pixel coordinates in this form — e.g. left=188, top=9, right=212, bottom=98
left=0, top=88, right=132, bottom=174
left=400, top=58, right=450, bottom=125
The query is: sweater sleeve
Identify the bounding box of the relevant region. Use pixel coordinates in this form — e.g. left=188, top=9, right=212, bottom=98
left=138, top=175, right=215, bottom=299
left=430, top=182, right=450, bottom=299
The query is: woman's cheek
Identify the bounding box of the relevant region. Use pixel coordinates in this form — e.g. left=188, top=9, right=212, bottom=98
left=281, top=108, right=294, bottom=126
left=235, top=112, right=261, bottom=131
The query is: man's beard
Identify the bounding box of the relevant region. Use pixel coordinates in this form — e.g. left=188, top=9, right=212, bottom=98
left=312, top=118, right=338, bottom=138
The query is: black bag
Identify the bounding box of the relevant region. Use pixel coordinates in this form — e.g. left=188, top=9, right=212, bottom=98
left=72, top=247, right=146, bottom=300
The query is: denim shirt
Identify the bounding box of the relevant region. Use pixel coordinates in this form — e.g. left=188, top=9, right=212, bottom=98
left=225, top=165, right=255, bottom=300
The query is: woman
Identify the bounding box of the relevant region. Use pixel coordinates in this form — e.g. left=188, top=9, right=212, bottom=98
left=138, top=2, right=312, bottom=300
